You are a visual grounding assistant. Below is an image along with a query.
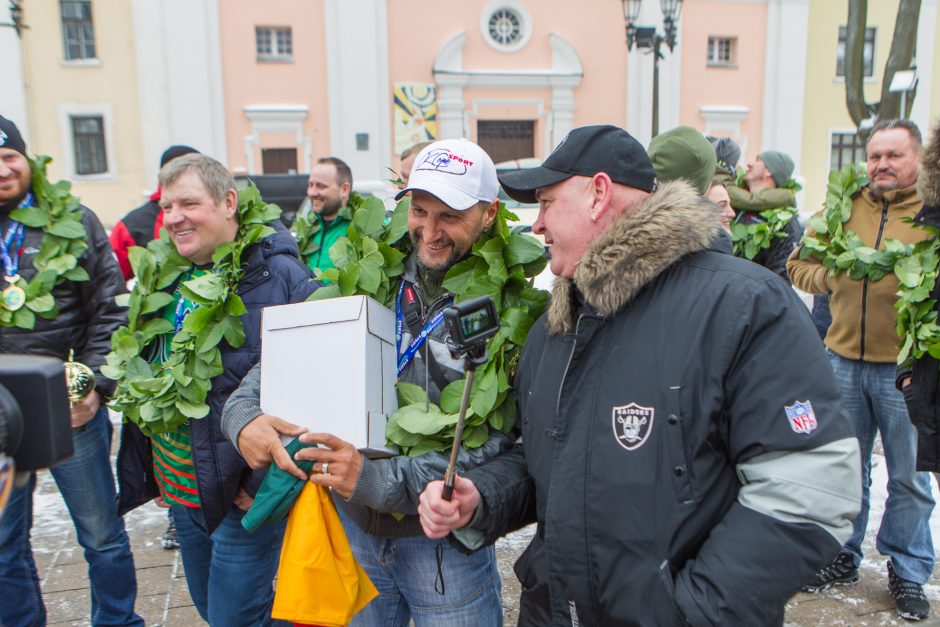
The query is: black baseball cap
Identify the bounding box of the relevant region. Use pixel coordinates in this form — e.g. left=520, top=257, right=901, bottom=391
left=499, top=125, right=656, bottom=204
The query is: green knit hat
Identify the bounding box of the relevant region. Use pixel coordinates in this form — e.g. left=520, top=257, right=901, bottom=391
left=758, top=150, right=795, bottom=186
left=649, top=126, right=717, bottom=195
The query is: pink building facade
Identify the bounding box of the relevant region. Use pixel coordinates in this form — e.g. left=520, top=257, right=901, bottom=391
left=211, top=0, right=818, bottom=194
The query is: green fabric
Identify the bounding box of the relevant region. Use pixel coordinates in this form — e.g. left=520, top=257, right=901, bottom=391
left=304, top=213, right=351, bottom=274
left=758, top=150, right=795, bottom=187
left=727, top=185, right=795, bottom=212
left=242, top=438, right=317, bottom=533
left=649, top=126, right=717, bottom=195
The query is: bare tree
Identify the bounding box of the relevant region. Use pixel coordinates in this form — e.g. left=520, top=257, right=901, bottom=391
left=845, top=0, right=921, bottom=136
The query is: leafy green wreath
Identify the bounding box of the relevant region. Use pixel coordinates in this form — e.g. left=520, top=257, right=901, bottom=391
left=309, top=196, right=550, bottom=456
left=799, top=162, right=912, bottom=281
left=730, top=179, right=802, bottom=260
left=894, top=224, right=940, bottom=367
left=796, top=162, right=940, bottom=368
left=1, top=155, right=90, bottom=329
left=102, top=184, right=281, bottom=437
left=731, top=173, right=803, bottom=260
left=292, top=192, right=365, bottom=262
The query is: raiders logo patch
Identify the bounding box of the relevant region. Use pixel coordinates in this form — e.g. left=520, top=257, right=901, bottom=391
left=612, top=402, right=654, bottom=451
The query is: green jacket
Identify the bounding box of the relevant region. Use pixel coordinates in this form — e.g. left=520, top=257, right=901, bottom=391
left=297, top=211, right=351, bottom=274
left=727, top=185, right=795, bottom=211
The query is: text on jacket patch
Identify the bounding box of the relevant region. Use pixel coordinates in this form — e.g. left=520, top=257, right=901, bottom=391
left=612, top=402, right=654, bottom=451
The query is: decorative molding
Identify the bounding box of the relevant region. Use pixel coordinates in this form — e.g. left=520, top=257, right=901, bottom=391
left=432, top=30, right=582, bottom=147
left=700, top=105, right=750, bottom=156
left=242, top=105, right=311, bottom=174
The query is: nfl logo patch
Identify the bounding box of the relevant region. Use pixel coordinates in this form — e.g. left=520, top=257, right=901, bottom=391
left=784, top=400, right=818, bottom=434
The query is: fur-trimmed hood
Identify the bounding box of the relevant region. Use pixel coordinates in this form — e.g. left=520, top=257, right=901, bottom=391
left=920, top=118, right=940, bottom=208
left=548, top=180, right=721, bottom=335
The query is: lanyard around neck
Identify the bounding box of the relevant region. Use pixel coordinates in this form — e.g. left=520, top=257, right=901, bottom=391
left=395, top=280, right=451, bottom=376
left=0, top=194, right=31, bottom=278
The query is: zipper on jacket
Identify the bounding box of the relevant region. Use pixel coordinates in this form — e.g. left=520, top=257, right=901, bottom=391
left=554, top=314, right=586, bottom=418
left=859, top=199, right=890, bottom=360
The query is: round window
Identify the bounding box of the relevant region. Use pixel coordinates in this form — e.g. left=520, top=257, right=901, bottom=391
left=480, top=2, right=532, bottom=52
left=488, top=8, right=522, bottom=47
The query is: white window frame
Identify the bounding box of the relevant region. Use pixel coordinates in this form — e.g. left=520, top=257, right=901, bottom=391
left=57, top=104, right=116, bottom=181
left=479, top=1, right=533, bottom=53
left=60, top=0, right=98, bottom=63
left=706, top=36, right=736, bottom=68
left=256, top=26, right=293, bottom=62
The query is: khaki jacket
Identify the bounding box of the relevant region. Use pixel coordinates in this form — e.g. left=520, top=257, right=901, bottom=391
left=787, top=185, right=927, bottom=362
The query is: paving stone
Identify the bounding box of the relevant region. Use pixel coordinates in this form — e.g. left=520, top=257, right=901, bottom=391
left=167, top=577, right=197, bottom=610
left=134, top=564, right=174, bottom=595
left=135, top=591, right=174, bottom=625
left=43, top=561, right=93, bottom=593
left=163, top=604, right=206, bottom=626
left=43, top=587, right=90, bottom=623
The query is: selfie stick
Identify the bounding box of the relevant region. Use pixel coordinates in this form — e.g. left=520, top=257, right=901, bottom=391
left=442, top=367, right=475, bottom=501
left=440, top=296, right=497, bottom=502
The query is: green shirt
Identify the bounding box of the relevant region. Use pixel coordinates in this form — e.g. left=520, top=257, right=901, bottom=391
left=302, top=212, right=351, bottom=275
left=149, top=269, right=207, bottom=508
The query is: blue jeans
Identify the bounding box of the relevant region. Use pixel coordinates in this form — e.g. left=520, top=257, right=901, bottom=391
left=830, top=353, right=936, bottom=584
left=171, top=503, right=289, bottom=626
left=0, top=407, right=143, bottom=627
left=338, top=507, right=503, bottom=627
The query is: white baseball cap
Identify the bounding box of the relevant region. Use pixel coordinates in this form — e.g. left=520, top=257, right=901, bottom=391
left=395, top=138, right=499, bottom=210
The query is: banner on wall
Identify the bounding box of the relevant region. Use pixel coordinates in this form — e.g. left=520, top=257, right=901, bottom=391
left=393, top=83, right=438, bottom=155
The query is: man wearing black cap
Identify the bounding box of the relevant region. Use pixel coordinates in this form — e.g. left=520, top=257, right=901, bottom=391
left=418, top=124, right=862, bottom=625
left=0, top=115, right=142, bottom=626
left=110, top=145, right=199, bottom=281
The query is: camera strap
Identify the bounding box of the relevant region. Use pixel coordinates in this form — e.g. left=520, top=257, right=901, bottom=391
left=395, top=281, right=451, bottom=376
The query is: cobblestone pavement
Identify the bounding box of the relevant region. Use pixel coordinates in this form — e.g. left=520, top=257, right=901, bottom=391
left=23, top=431, right=940, bottom=626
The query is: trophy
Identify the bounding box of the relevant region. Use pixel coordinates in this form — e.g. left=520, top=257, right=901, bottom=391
left=64, top=350, right=95, bottom=406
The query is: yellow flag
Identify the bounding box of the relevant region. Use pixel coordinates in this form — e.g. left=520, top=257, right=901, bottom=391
left=272, top=482, right=378, bottom=626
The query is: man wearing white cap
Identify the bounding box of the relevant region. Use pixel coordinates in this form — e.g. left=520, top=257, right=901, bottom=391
left=222, top=138, right=509, bottom=625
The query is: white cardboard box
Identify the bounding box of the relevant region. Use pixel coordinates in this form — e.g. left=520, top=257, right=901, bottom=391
left=260, top=295, right=399, bottom=457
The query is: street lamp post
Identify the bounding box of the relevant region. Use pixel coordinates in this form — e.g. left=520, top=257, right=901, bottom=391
left=0, top=0, right=27, bottom=36
left=621, top=0, right=683, bottom=137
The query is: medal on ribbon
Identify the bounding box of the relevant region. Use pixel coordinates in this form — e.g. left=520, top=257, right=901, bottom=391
left=1, top=277, right=25, bottom=311
left=0, top=203, right=28, bottom=312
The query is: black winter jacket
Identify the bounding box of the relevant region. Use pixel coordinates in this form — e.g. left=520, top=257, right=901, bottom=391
left=459, top=182, right=861, bottom=626
left=117, top=221, right=318, bottom=533
left=0, top=195, right=125, bottom=395
left=901, top=123, right=940, bottom=472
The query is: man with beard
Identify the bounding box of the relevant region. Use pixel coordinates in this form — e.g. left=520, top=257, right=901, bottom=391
left=0, top=115, right=143, bottom=626
left=788, top=119, right=935, bottom=621
left=295, top=156, right=353, bottom=273
left=222, top=138, right=509, bottom=626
